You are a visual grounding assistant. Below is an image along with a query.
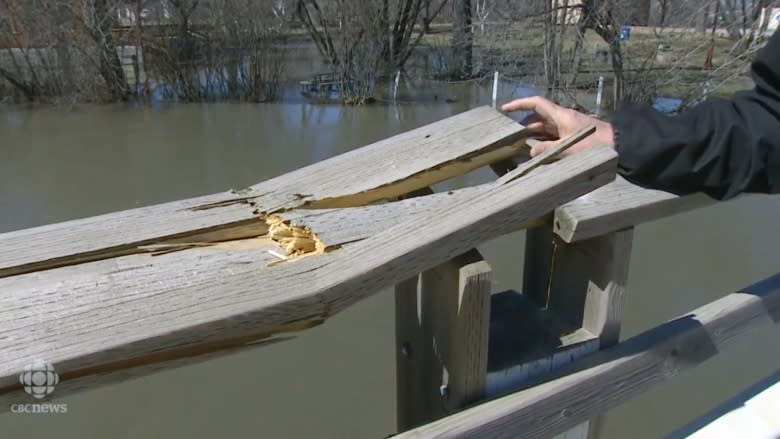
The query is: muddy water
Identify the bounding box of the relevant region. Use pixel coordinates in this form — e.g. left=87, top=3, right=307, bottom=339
left=0, top=87, right=779, bottom=439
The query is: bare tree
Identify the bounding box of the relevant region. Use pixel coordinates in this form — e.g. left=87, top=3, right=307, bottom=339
left=452, top=0, right=472, bottom=78
left=79, top=0, right=131, bottom=100
left=296, top=0, right=449, bottom=101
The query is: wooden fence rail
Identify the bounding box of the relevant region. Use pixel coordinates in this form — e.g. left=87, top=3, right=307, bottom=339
left=1, top=106, right=768, bottom=439
left=0, top=107, right=617, bottom=409
left=397, top=272, right=780, bottom=438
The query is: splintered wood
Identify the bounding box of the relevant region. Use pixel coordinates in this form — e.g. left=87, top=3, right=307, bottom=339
left=0, top=106, right=617, bottom=405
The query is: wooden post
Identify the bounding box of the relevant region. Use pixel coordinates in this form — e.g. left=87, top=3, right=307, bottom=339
left=396, top=272, right=780, bottom=439
left=523, top=224, right=634, bottom=438
left=395, top=249, right=492, bottom=431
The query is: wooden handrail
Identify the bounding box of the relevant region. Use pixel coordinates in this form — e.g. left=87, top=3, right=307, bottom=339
left=396, top=272, right=780, bottom=439
left=0, top=107, right=618, bottom=407
left=554, top=175, right=713, bottom=243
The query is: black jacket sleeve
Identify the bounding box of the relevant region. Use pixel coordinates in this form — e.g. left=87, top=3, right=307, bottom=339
left=611, top=30, right=780, bottom=200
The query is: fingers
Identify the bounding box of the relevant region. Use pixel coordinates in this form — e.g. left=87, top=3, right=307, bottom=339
left=500, top=96, right=556, bottom=118
left=519, top=113, right=545, bottom=133
left=528, top=139, right=558, bottom=157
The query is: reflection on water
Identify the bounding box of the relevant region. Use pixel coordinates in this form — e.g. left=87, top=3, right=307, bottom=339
left=0, top=84, right=779, bottom=439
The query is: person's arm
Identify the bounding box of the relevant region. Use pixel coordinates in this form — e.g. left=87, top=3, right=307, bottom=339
left=612, top=31, right=780, bottom=200
left=501, top=31, right=780, bottom=201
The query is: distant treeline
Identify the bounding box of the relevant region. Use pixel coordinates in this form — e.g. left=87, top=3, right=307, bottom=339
left=0, top=0, right=770, bottom=106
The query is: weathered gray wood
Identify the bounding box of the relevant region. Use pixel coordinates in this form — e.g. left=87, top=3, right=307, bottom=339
left=487, top=334, right=598, bottom=399
left=396, top=250, right=492, bottom=431
left=0, top=194, right=263, bottom=278
left=0, top=144, right=617, bottom=403
left=581, top=229, right=635, bottom=347
left=446, top=256, right=492, bottom=409
left=396, top=275, right=427, bottom=430
left=0, top=336, right=293, bottom=411
left=554, top=176, right=712, bottom=243
left=485, top=290, right=598, bottom=398
left=523, top=227, right=633, bottom=336
left=521, top=226, right=634, bottom=439
left=395, top=272, right=780, bottom=439
left=0, top=106, right=529, bottom=279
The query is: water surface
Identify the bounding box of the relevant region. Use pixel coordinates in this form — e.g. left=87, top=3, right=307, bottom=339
left=1, top=88, right=779, bottom=438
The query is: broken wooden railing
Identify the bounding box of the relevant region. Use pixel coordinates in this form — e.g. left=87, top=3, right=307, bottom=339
left=0, top=106, right=617, bottom=407
left=1, top=105, right=760, bottom=439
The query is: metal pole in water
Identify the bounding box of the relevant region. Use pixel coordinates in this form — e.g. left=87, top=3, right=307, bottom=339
left=595, top=75, right=604, bottom=116
left=393, top=70, right=401, bottom=103
left=492, top=71, right=499, bottom=108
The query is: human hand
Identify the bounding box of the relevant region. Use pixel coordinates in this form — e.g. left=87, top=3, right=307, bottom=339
left=501, top=96, right=615, bottom=157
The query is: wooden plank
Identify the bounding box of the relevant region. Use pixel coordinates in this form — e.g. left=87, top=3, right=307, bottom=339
left=485, top=290, right=598, bottom=398
left=0, top=145, right=618, bottom=404
left=554, top=176, right=712, bottom=243
left=396, top=275, right=427, bottom=430
left=581, top=229, right=635, bottom=346
left=0, top=336, right=292, bottom=412
left=396, top=250, right=492, bottom=431
left=484, top=286, right=600, bottom=439
left=395, top=272, right=780, bottom=439
left=0, top=106, right=530, bottom=278
left=446, top=255, right=492, bottom=410
left=487, top=337, right=598, bottom=399
left=395, top=188, right=435, bottom=431
left=251, top=105, right=533, bottom=209
left=522, top=226, right=633, bottom=337
left=522, top=226, right=634, bottom=439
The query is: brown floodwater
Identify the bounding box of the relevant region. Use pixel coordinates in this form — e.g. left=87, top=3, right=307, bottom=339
left=1, top=86, right=779, bottom=438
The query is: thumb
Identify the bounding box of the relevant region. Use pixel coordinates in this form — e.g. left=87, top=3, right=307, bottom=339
left=528, top=139, right=559, bottom=157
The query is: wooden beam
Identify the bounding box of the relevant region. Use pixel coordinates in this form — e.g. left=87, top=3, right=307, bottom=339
left=395, top=272, right=780, bottom=439
left=485, top=289, right=598, bottom=398
left=581, top=229, right=635, bottom=346
left=523, top=226, right=634, bottom=339
left=522, top=226, right=634, bottom=439
left=396, top=250, right=492, bottom=431
left=554, top=176, right=712, bottom=243
left=0, top=143, right=617, bottom=404
left=0, top=106, right=530, bottom=279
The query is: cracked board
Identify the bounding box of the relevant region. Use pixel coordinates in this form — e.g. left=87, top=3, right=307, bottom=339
left=0, top=106, right=617, bottom=404
left=0, top=106, right=529, bottom=279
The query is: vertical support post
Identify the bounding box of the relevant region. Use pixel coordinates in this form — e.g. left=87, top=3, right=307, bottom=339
left=492, top=71, right=499, bottom=108
left=393, top=70, right=401, bottom=103
left=395, top=249, right=492, bottom=432
left=595, top=76, right=604, bottom=117
left=523, top=225, right=634, bottom=438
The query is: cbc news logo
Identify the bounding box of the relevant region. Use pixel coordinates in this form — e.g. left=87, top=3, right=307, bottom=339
left=19, top=359, right=59, bottom=399
left=11, top=360, right=67, bottom=414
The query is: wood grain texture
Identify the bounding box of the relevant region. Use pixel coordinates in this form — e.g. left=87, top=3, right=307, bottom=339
left=522, top=226, right=634, bottom=439
left=554, top=176, right=712, bottom=243
left=524, top=226, right=634, bottom=335
left=0, top=194, right=261, bottom=278
left=486, top=336, right=598, bottom=399
left=251, top=105, right=531, bottom=209
left=0, top=145, right=618, bottom=402
left=395, top=272, right=780, bottom=439
left=581, top=229, right=635, bottom=347
left=0, top=106, right=528, bottom=278
left=395, top=250, right=492, bottom=431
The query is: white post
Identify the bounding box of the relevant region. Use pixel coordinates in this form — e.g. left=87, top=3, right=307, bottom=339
left=393, top=70, right=401, bottom=103
left=595, top=76, right=604, bottom=116
left=492, top=71, right=499, bottom=108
